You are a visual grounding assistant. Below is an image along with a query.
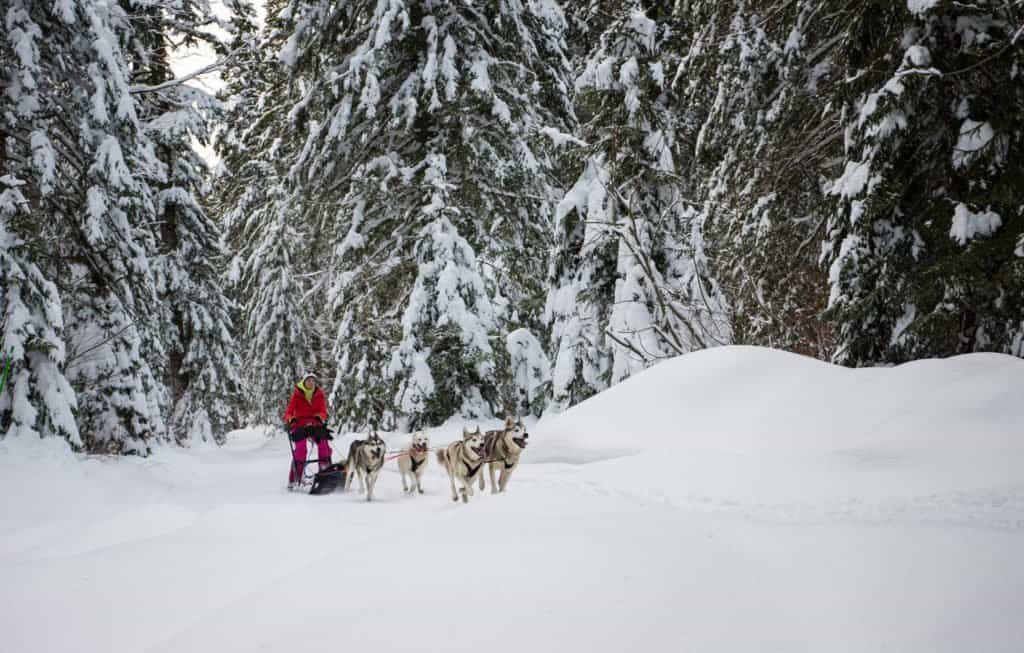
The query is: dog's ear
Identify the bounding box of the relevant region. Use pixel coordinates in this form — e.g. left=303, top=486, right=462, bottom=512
left=462, top=427, right=469, bottom=438
left=505, top=416, right=514, bottom=428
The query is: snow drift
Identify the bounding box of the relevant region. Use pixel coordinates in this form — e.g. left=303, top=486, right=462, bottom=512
left=540, top=345, right=1022, bottom=457
left=533, top=346, right=1024, bottom=526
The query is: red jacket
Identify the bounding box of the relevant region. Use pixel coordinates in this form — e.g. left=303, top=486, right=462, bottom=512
left=283, top=381, right=327, bottom=429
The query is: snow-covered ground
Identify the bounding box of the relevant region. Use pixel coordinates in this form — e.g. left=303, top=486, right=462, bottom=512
left=1, top=346, right=1022, bottom=652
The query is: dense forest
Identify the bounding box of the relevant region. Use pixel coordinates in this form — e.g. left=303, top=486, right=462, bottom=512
left=2, top=0, right=1022, bottom=452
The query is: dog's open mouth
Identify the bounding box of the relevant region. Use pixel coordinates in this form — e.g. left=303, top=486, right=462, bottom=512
left=472, top=445, right=486, bottom=456
left=513, top=436, right=528, bottom=448
left=413, top=444, right=427, bottom=452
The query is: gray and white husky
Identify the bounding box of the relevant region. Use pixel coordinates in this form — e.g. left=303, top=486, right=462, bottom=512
left=344, top=430, right=386, bottom=501
left=436, top=426, right=487, bottom=503
left=397, top=431, right=430, bottom=494
left=479, top=416, right=529, bottom=494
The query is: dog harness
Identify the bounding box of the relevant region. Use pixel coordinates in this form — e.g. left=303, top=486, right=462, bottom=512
left=464, top=459, right=483, bottom=478
left=410, top=455, right=425, bottom=472
left=365, top=455, right=383, bottom=474
left=457, top=444, right=483, bottom=478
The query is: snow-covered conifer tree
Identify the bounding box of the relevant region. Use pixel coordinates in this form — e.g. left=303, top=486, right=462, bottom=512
left=2, top=0, right=170, bottom=452
left=127, top=1, right=245, bottom=444
left=505, top=327, right=551, bottom=418
left=669, top=0, right=839, bottom=358
left=546, top=1, right=729, bottom=410
left=544, top=158, right=616, bottom=411
left=216, top=2, right=321, bottom=423
left=823, top=2, right=1024, bottom=363
left=388, top=206, right=499, bottom=427
left=0, top=179, right=80, bottom=445
left=268, top=0, right=574, bottom=428
left=132, top=2, right=244, bottom=443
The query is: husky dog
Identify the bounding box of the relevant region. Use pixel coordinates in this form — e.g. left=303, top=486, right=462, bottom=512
left=344, top=430, right=386, bottom=501
left=397, top=431, right=430, bottom=494
left=479, top=416, right=529, bottom=494
left=436, top=426, right=487, bottom=503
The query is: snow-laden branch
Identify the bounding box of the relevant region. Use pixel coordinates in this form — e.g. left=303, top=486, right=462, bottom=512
left=130, top=46, right=246, bottom=95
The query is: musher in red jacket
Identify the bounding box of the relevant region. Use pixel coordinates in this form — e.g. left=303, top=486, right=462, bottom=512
left=283, top=372, right=332, bottom=488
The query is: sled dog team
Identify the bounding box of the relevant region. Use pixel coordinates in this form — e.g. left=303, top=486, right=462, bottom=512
left=344, top=417, right=530, bottom=502
left=284, top=372, right=528, bottom=502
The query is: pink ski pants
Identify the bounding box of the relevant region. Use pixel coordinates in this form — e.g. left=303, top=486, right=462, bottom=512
left=289, top=438, right=332, bottom=483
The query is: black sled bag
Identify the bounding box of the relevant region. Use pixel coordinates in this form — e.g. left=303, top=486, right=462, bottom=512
left=309, top=463, right=346, bottom=495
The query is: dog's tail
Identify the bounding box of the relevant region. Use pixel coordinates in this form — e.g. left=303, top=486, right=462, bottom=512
left=436, top=448, right=448, bottom=468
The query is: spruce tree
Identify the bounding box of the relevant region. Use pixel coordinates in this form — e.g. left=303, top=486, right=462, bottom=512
left=2, top=0, right=169, bottom=452
left=216, top=0, right=321, bottom=423
left=546, top=0, right=730, bottom=409
left=823, top=1, right=1024, bottom=363
left=544, top=157, right=616, bottom=411
left=505, top=327, right=551, bottom=418
left=671, top=0, right=840, bottom=358
left=131, top=1, right=245, bottom=444
left=266, top=0, right=574, bottom=429
left=0, top=179, right=80, bottom=445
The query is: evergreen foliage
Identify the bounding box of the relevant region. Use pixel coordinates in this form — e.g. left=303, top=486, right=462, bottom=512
left=673, top=0, right=838, bottom=358
left=216, top=0, right=319, bottom=425
left=4, top=0, right=1022, bottom=447
left=823, top=1, right=1024, bottom=363
left=224, top=0, right=576, bottom=429
left=133, top=1, right=245, bottom=444
left=1, top=0, right=243, bottom=451
left=546, top=0, right=731, bottom=410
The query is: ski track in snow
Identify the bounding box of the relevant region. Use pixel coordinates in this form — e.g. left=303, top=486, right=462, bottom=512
left=534, top=473, right=1024, bottom=532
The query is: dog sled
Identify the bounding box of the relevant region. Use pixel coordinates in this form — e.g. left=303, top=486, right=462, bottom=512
left=287, top=426, right=347, bottom=495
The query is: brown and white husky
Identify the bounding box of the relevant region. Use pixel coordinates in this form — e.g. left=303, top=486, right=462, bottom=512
left=436, top=427, right=487, bottom=503
left=479, top=417, right=529, bottom=494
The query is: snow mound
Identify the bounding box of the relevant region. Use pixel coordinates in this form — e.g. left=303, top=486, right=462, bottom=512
left=533, top=346, right=1024, bottom=525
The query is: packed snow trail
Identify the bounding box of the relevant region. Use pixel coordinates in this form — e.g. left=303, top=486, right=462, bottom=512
left=1, top=347, right=1023, bottom=652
